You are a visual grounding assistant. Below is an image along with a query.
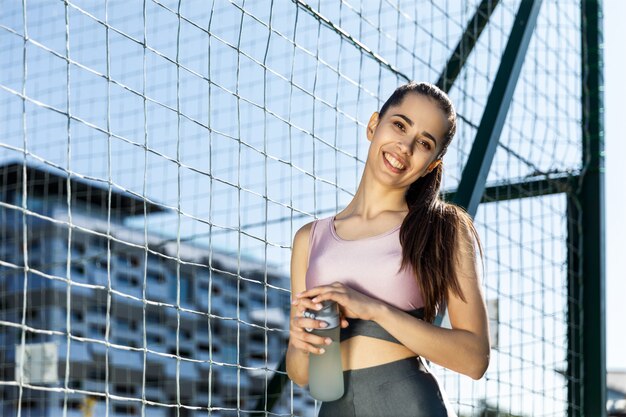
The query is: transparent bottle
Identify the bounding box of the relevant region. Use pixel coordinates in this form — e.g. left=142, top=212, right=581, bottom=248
left=304, top=300, right=344, bottom=401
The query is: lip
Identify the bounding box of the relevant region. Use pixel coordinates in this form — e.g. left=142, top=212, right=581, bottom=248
left=382, top=151, right=408, bottom=172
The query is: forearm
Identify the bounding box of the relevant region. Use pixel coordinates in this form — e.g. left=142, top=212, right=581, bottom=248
left=373, top=303, right=490, bottom=379
left=286, top=344, right=310, bottom=387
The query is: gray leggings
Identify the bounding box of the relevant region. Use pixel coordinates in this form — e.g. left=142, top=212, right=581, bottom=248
left=317, top=356, right=456, bottom=417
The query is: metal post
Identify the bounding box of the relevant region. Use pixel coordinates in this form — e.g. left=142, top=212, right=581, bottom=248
left=436, top=0, right=501, bottom=93
left=579, top=0, right=607, bottom=415
left=452, top=0, right=543, bottom=217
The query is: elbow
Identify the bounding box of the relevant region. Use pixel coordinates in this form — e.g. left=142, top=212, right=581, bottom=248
left=467, top=349, right=490, bottom=380
left=287, top=373, right=308, bottom=389
left=293, top=379, right=308, bottom=389
left=465, top=333, right=491, bottom=380
left=286, top=363, right=308, bottom=388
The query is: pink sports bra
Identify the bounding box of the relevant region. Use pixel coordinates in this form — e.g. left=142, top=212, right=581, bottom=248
left=305, top=215, right=426, bottom=346
left=306, top=215, right=425, bottom=311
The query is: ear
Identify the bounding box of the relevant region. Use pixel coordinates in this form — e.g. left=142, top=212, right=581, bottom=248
left=366, top=112, right=379, bottom=142
left=424, top=159, right=442, bottom=175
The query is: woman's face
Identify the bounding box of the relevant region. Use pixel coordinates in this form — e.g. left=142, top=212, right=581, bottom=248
left=366, top=92, right=449, bottom=188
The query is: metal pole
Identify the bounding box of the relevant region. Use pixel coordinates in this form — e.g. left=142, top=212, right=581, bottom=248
left=579, top=0, right=607, bottom=415
left=452, top=0, right=543, bottom=217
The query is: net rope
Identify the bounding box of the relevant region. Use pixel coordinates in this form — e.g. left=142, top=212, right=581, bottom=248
left=0, top=0, right=586, bottom=416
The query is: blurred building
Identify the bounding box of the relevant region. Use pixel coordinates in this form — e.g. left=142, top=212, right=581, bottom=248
left=608, top=371, right=626, bottom=416
left=0, top=161, right=313, bottom=416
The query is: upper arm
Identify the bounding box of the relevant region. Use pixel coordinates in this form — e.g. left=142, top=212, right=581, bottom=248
left=446, top=219, right=490, bottom=351
left=289, top=221, right=314, bottom=323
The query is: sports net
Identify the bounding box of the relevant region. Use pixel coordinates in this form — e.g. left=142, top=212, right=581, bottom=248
left=0, top=0, right=588, bottom=416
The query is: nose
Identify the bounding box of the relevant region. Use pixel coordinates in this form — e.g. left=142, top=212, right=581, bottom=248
left=396, top=137, right=413, bottom=155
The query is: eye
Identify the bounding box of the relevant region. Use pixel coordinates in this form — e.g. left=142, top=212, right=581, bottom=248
left=393, top=121, right=406, bottom=131
left=416, top=139, right=431, bottom=150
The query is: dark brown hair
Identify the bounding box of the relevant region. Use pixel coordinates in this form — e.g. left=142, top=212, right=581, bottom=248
left=381, top=81, right=483, bottom=323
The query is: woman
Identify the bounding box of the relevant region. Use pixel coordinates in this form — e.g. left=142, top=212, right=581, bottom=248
left=286, top=81, right=491, bottom=416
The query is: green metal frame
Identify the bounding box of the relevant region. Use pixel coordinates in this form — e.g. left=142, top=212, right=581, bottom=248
left=435, top=0, right=542, bottom=327
left=567, top=193, right=584, bottom=417
left=442, top=173, right=575, bottom=204
left=452, top=0, right=543, bottom=217
left=436, top=0, right=501, bottom=93
left=576, top=0, right=607, bottom=415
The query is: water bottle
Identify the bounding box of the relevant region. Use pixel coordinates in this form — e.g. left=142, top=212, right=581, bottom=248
left=304, top=300, right=344, bottom=401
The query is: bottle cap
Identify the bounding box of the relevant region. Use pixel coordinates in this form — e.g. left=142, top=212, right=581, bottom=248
left=303, top=300, right=340, bottom=332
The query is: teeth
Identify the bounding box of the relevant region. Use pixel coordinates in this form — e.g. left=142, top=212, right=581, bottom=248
left=384, top=152, right=405, bottom=170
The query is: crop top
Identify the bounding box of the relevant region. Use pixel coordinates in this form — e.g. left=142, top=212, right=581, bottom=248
left=305, top=215, right=425, bottom=344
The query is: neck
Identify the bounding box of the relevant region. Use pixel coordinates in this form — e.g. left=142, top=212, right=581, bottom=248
left=339, top=164, right=409, bottom=220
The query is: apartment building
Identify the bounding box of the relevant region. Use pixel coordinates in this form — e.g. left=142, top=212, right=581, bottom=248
left=0, top=161, right=314, bottom=416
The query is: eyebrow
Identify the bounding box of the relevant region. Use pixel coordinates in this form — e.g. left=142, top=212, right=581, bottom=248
left=391, top=113, right=439, bottom=146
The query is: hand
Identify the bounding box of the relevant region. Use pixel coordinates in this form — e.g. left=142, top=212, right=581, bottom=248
left=296, top=282, right=383, bottom=322
left=289, top=294, right=350, bottom=355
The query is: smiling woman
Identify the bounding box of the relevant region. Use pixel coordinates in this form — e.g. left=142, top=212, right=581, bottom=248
left=286, top=81, right=491, bottom=417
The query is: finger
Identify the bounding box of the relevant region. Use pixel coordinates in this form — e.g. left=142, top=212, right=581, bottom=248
left=300, top=332, right=333, bottom=351
left=295, top=297, right=324, bottom=313
left=293, top=316, right=330, bottom=331
left=296, top=285, right=334, bottom=299
left=296, top=288, right=317, bottom=297
left=295, top=340, right=328, bottom=355
left=289, top=337, right=327, bottom=355
left=309, top=291, right=343, bottom=304
left=290, top=332, right=332, bottom=354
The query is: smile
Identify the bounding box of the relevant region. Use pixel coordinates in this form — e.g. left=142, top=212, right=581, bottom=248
left=383, top=152, right=406, bottom=171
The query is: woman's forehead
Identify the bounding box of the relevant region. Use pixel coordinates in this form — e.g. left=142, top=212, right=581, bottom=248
left=387, top=94, right=448, bottom=137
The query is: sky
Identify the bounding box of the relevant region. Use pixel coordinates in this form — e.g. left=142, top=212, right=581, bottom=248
left=604, top=0, right=626, bottom=371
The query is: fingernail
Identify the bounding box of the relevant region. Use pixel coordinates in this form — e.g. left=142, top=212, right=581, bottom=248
left=291, top=299, right=298, bottom=305
left=319, top=348, right=325, bottom=354
left=312, top=298, right=319, bottom=303
left=315, top=303, right=323, bottom=310
left=325, top=338, right=332, bottom=345
left=319, top=321, right=328, bottom=328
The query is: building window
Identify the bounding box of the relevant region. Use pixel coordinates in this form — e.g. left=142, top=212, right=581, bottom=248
left=117, top=252, right=140, bottom=268
left=89, top=324, right=106, bottom=337
left=71, top=310, right=84, bottom=322
left=115, top=384, right=136, bottom=395
left=71, top=262, right=85, bottom=276
left=91, top=235, right=108, bottom=250
left=113, top=404, right=137, bottom=415
left=62, top=399, right=82, bottom=410
left=251, top=332, right=264, bottom=344
left=71, top=240, right=86, bottom=255
left=29, top=238, right=41, bottom=251
left=117, top=272, right=139, bottom=287
left=146, top=270, right=165, bottom=283
left=147, top=333, right=163, bottom=344
left=251, top=292, right=265, bottom=304
left=169, top=275, right=193, bottom=304
left=115, top=316, right=137, bottom=332
left=169, top=347, right=192, bottom=358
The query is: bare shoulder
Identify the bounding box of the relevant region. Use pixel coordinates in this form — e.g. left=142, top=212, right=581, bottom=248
left=293, top=220, right=314, bottom=247
left=290, top=220, right=316, bottom=295
left=292, top=220, right=316, bottom=263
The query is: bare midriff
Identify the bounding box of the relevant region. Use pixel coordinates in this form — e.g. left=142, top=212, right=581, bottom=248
left=340, top=335, right=418, bottom=370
